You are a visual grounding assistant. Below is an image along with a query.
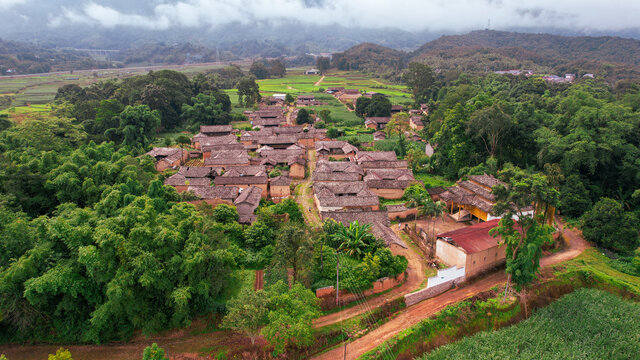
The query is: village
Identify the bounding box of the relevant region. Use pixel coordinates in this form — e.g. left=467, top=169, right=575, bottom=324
left=145, top=84, right=533, bottom=311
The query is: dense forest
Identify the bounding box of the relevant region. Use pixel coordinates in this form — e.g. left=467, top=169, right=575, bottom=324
left=330, top=30, right=640, bottom=83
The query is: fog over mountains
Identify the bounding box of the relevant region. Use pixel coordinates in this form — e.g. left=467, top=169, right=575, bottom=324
left=1, top=0, right=640, bottom=51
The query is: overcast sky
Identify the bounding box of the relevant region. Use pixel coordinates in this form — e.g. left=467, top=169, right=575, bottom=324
left=2, top=0, right=640, bottom=33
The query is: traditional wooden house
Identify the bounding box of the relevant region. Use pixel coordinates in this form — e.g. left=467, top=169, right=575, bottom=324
left=186, top=186, right=239, bottom=207
left=145, top=147, right=186, bottom=172
left=204, top=150, right=250, bottom=168
left=234, top=186, right=264, bottom=223
left=269, top=176, right=292, bottom=203
left=391, top=105, right=404, bottom=114
left=260, top=156, right=306, bottom=179
left=373, top=131, right=386, bottom=141
left=315, top=141, right=358, bottom=160
left=356, top=151, right=409, bottom=170
left=213, top=166, right=268, bottom=198
left=365, top=117, right=392, bottom=130
left=338, top=89, right=362, bottom=103
left=312, top=159, right=364, bottom=182
left=297, top=128, right=329, bottom=148
left=410, top=116, right=424, bottom=131
left=326, top=87, right=344, bottom=94
left=200, top=125, right=233, bottom=137
left=199, top=135, right=241, bottom=155
left=435, top=219, right=507, bottom=278
left=164, top=174, right=211, bottom=193
left=438, top=174, right=525, bottom=222
left=313, top=182, right=379, bottom=212
left=364, top=168, right=416, bottom=199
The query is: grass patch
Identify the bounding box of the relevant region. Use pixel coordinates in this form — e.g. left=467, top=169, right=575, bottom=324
left=212, top=269, right=254, bottom=304
left=414, top=172, right=455, bottom=188
left=421, top=288, right=640, bottom=360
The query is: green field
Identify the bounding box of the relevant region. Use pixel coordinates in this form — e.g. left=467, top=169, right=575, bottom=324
left=420, top=288, right=640, bottom=360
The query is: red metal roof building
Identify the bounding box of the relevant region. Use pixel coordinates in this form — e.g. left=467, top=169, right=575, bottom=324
left=435, top=219, right=506, bottom=278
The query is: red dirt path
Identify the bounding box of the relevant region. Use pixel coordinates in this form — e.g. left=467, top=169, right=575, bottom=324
left=313, top=221, right=589, bottom=360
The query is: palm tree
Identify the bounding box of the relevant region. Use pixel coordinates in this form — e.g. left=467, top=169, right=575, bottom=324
left=335, top=221, right=376, bottom=258
left=406, top=191, right=429, bottom=230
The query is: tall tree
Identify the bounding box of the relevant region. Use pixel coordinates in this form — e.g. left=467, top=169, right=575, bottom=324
left=316, top=56, right=331, bottom=75
left=296, top=108, right=312, bottom=125
left=402, top=62, right=436, bottom=105
left=221, top=288, right=269, bottom=344
left=468, top=103, right=512, bottom=157
left=261, top=281, right=320, bottom=356
left=490, top=165, right=559, bottom=312
left=249, top=61, right=270, bottom=80
left=180, top=93, right=230, bottom=126
left=236, top=76, right=261, bottom=107
left=108, top=105, right=161, bottom=148
left=273, top=223, right=313, bottom=283
left=582, top=198, right=640, bottom=254
left=269, top=59, right=286, bottom=78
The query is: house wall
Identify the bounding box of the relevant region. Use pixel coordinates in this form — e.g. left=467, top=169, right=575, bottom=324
left=366, top=123, right=377, bottom=130
left=235, top=203, right=255, bottom=217
left=465, top=205, right=489, bottom=221
left=465, top=245, right=506, bottom=278
left=289, top=163, right=306, bottom=179
left=270, top=185, right=290, bottom=199
left=369, top=188, right=404, bottom=199
left=435, top=239, right=467, bottom=269
left=388, top=208, right=417, bottom=221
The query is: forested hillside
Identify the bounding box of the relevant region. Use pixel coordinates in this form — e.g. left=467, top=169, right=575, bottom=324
left=414, top=30, right=640, bottom=66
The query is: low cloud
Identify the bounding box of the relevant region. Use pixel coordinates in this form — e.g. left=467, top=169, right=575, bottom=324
left=48, top=0, right=640, bottom=33
left=0, top=0, right=27, bottom=9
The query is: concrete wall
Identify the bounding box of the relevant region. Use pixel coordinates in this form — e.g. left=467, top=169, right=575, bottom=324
left=404, top=275, right=465, bottom=306
left=465, top=245, right=506, bottom=278
left=369, top=188, right=405, bottom=199
left=435, top=239, right=467, bottom=269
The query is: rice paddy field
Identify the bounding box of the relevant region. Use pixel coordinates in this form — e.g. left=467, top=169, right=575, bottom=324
left=420, top=288, right=640, bottom=360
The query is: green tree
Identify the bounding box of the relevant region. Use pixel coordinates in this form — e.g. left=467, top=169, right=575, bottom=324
left=316, top=57, right=331, bottom=75
left=490, top=165, right=559, bottom=312
left=366, top=94, right=392, bottom=117
left=180, top=93, right=230, bottom=126
left=468, top=103, right=512, bottom=158
left=268, top=59, right=286, bottom=78
left=236, top=76, right=261, bottom=107
left=0, top=114, right=12, bottom=131
left=559, top=175, right=592, bottom=218
left=48, top=348, right=72, bottom=360
left=273, top=223, right=313, bottom=283
left=108, top=105, right=161, bottom=147
left=261, top=281, right=320, bottom=355
left=431, top=103, right=476, bottom=179
left=212, top=204, right=239, bottom=224
left=221, top=288, right=269, bottom=344
left=582, top=198, right=640, bottom=254
left=142, top=343, right=169, bottom=360
left=335, top=221, right=382, bottom=258
left=284, top=93, right=295, bottom=104
left=355, top=97, right=371, bottom=118
left=140, top=84, right=179, bottom=129
left=250, top=61, right=270, bottom=80
left=92, top=99, right=123, bottom=135
left=296, top=108, right=312, bottom=124
left=402, top=62, right=436, bottom=105
left=385, top=112, right=410, bottom=137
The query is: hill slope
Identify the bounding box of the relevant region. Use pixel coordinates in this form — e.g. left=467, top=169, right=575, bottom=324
left=413, top=30, right=640, bottom=66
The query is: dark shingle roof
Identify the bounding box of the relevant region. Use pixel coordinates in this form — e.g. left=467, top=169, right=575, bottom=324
left=164, top=174, right=211, bottom=187
left=314, top=182, right=379, bottom=208
left=204, top=150, right=249, bottom=166
left=187, top=186, right=239, bottom=201
left=270, top=176, right=291, bottom=186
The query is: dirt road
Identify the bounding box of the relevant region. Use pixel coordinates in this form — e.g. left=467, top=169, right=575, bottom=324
left=313, top=222, right=589, bottom=360
left=295, top=150, right=322, bottom=225
left=313, top=228, right=428, bottom=327
left=314, top=75, right=325, bottom=87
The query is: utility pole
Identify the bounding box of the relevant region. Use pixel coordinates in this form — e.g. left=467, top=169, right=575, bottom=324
left=336, top=252, right=340, bottom=306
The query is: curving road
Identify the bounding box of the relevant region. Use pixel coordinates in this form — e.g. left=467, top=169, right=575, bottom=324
left=313, top=221, right=589, bottom=360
